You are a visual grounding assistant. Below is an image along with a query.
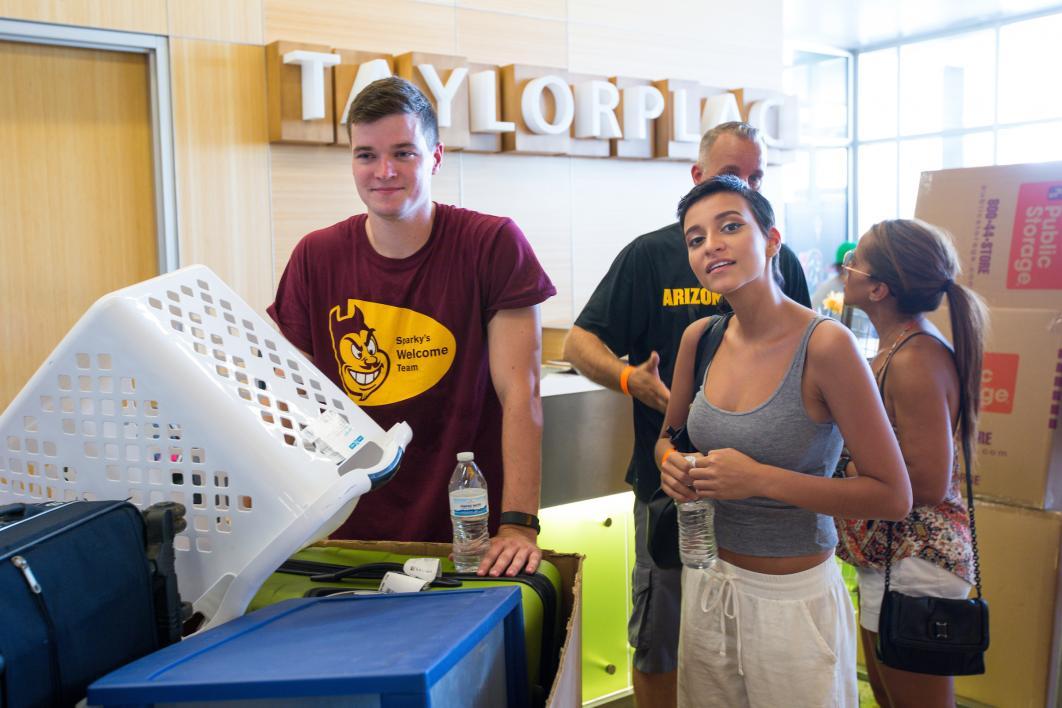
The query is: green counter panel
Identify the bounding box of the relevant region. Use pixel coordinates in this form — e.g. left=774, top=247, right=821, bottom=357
left=540, top=492, right=635, bottom=704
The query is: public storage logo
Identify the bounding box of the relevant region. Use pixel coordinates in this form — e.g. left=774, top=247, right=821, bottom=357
left=981, top=353, right=1019, bottom=415
left=328, top=299, right=456, bottom=406
left=1008, top=182, right=1062, bottom=290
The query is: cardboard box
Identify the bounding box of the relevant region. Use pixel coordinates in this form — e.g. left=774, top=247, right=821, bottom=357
left=914, top=162, right=1062, bottom=309
left=928, top=306, right=1062, bottom=509
left=953, top=501, right=1062, bottom=708
left=318, top=540, right=583, bottom=708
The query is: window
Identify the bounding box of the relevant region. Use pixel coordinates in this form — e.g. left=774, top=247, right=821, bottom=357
left=782, top=48, right=852, bottom=294
left=854, top=10, right=1062, bottom=230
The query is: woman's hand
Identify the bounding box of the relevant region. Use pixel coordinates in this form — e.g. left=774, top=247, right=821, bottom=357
left=660, top=450, right=701, bottom=503
left=691, top=448, right=766, bottom=500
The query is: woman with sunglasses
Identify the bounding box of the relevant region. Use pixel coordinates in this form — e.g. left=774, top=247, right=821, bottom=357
left=836, top=219, right=987, bottom=707
left=657, top=176, right=911, bottom=707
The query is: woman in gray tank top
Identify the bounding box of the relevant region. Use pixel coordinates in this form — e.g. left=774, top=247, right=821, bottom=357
left=656, top=176, right=912, bottom=707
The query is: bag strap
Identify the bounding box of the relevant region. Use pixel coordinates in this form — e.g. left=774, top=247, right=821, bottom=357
left=693, top=312, right=734, bottom=388
left=881, top=334, right=983, bottom=599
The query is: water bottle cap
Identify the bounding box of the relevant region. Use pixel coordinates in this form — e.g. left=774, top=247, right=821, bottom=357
left=456, top=451, right=475, bottom=462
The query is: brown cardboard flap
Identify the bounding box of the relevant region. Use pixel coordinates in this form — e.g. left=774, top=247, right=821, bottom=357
left=914, top=162, right=1062, bottom=309
left=952, top=501, right=1062, bottom=707
left=928, top=305, right=1062, bottom=510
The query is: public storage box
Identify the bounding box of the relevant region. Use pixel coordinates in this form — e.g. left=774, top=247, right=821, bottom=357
left=88, top=587, right=530, bottom=707
left=914, top=161, right=1062, bottom=309
left=953, top=501, right=1062, bottom=708
left=928, top=306, right=1062, bottom=509
left=319, top=540, right=584, bottom=708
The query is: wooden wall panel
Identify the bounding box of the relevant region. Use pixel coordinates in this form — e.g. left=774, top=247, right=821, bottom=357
left=460, top=153, right=572, bottom=327
left=542, top=327, right=569, bottom=363
left=456, top=8, right=566, bottom=67
left=0, top=41, right=157, bottom=409
left=270, top=144, right=359, bottom=284
left=457, top=0, right=566, bottom=20
left=567, top=0, right=784, bottom=91
left=569, top=0, right=780, bottom=42
left=264, top=0, right=457, bottom=55
left=570, top=158, right=691, bottom=317
left=168, top=0, right=263, bottom=44
left=170, top=39, right=273, bottom=314
left=0, top=0, right=166, bottom=34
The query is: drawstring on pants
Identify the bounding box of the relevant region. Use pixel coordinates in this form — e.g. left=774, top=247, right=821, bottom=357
left=700, top=572, right=744, bottom=676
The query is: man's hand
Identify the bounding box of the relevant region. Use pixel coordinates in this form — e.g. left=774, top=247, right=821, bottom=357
left=563, top=328, right=670, bottom=412
left=477, top=524, right=542, bottom=577
left=628, top=351, right=669, bottom=413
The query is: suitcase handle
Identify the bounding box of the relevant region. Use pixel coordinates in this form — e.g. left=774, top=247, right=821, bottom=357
left=0, top=503, right=50, bottom=525
left=308, top=562, right=463, bottom=588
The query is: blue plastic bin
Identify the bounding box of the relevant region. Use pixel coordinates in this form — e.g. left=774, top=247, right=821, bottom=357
left=88, top=588, right=529, bottom=708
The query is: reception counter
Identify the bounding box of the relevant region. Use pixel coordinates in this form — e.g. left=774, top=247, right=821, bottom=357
left=541, top=371, right=633, bottom=508
left=540, top=370, right=637, bottom=705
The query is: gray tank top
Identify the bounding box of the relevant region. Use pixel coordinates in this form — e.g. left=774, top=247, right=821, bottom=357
left=687, top=316, right=843, bottom=557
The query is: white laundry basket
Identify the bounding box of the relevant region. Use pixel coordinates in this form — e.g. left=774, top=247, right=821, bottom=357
left=0, top=265, right=412, bottom=630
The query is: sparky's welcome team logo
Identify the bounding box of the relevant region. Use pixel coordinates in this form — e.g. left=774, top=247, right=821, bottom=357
left=328, top=299, right=456, bottom=406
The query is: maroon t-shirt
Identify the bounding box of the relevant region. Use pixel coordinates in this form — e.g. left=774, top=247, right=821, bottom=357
left=268, top=203, right=556, bottom=542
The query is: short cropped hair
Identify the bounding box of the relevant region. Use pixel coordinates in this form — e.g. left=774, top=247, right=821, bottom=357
left=677, top=174, right=776, bottom=234
left=697, top=121, right=765, bottom=165
left=345, top=77, right=439, bottom=147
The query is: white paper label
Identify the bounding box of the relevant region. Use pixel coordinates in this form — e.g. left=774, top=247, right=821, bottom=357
left=403, top=558, right=441, bottom=581
left=379, top=571, right=429, bottom=594
left=449, top=488, right=488, bottom=517
left=302, top=411, right=366, bottom=461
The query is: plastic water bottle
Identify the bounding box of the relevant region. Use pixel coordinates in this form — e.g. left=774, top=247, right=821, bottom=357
left=678, top=455, right=717, bottom=569
left=449, top=452, right=490, bottom=573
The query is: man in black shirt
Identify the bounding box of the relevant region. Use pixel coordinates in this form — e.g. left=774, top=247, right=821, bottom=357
left=563, top=121, right=810, bottom=707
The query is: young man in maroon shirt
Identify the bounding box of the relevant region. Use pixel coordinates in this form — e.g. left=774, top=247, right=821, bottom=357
left=269, top=77, right=556, bottom=576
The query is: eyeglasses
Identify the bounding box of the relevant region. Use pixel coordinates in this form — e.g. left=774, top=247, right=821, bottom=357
left=842, top=249, right=874, bottom=280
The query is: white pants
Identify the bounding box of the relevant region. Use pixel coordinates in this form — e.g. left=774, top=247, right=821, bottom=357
left=857, top=557, right=972, bottom=633
left=678, top=557, right=857, bottom=708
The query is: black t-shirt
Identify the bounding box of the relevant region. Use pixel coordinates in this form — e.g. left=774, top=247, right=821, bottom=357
left=574, top=222, right=811, bottom=502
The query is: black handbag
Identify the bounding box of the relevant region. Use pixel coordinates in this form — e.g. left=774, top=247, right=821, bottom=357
left=646, top=314, right=731, bottom=569
left=875, top=383, right=989, bottom=675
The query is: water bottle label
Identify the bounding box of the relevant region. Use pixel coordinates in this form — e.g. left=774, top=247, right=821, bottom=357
left=449, top=489, right=488, bottom=517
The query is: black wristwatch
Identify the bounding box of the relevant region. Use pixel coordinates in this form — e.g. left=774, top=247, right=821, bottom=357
left=499, top=511, right=541, bottom=535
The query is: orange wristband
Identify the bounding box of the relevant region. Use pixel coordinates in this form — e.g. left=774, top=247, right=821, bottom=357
left=619, top=365, right=635, bottom=395
left=659, top=446, right=676, bottom=469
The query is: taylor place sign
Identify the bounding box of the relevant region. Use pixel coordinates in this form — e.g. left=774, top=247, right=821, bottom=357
left=266, top=41, right=798, bottom=162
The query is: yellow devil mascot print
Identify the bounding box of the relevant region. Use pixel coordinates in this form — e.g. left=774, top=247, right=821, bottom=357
left=328, top=299, right=457, bottom=406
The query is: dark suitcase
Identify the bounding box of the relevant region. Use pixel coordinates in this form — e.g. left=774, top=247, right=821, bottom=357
left=0, top=500, right=186, bottom=708
left=248, top=545, right=563, bottom=706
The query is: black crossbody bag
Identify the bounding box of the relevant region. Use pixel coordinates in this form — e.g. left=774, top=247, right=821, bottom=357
left=646, top=313, right=731, bottom=569
left=875, top=338, right=989, bottom=676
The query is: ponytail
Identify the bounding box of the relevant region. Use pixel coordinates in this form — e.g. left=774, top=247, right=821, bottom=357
left=944, top=281, right=988, bottom=461
left=863, top=219, right=990, bottom=459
